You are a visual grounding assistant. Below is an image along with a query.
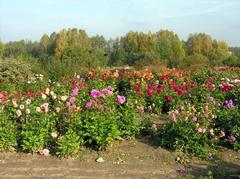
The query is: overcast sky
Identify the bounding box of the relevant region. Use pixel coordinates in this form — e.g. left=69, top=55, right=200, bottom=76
left=0, top=0, right=240, bottom=46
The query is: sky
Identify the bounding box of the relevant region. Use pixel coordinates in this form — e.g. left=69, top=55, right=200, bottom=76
left=0, top=0, right=240, bottom=46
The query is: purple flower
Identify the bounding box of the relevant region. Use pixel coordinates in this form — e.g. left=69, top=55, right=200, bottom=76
left=229, top=135, right=236, bottom=142
left=71, top=87, right=79, bottom=96
left=208, top=152, right=213, bottom=158
left=91, top=90, right=105, bottom=98
left=225, top=100, right=234, bottom=109
left=177, top=169, right=187, bottom=175
left=117, top=95, right=126, bottom=104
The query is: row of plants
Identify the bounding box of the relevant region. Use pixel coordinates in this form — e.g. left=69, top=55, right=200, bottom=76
left=0, top=67, right=239, bottom=159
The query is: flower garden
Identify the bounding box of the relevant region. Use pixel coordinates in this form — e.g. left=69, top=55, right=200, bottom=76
left=0, top=67, right=239, bottom=160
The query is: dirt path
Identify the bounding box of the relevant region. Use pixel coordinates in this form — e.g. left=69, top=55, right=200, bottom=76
left=0, top=139, right=239, bottom=179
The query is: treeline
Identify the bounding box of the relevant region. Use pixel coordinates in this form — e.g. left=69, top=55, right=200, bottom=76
left=0, top=28, right=240, bottom=73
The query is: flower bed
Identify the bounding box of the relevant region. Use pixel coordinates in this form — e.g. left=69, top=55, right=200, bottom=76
left=0, top=67, right=239, bottom=158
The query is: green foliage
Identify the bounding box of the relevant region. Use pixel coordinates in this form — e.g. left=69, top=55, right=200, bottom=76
left=186, top=33, right=213, bottom=56
left=0, top=41, right=4, bottom=57
left=20, top=115, right=53, bottom=153
left=184, top=54, right=209, bottom=67
left=3, top=40, right=27, bottom=58
left=57, top=128, right=83, bottom=157
left=0, top=113, right=17, bottom=151
left=230, top=47, right=240, bottom=57
left=80, top=111, right=121, bottom=148
left=216, top=107, right=240, bottom=149
left=155, top=30, right=185, bottom=67
left=223, top=56, right=240, bottom=67
left=155, top=119, right=213, bottom=158
left=0, top=59, right=34, bottom=90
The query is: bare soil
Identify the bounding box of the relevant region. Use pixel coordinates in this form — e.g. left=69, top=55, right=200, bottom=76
left=0, top=138, right=239, bottom=179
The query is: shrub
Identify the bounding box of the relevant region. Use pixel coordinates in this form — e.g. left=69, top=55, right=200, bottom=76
left=223, top=56, right=240, bottom=67
left=0, top=112, right=17, bottom=151
left=20, top=115, right=53, bottom=153
left=57, top=128, right=83, bottom=157
left=183, top=54, right=209, bottom=67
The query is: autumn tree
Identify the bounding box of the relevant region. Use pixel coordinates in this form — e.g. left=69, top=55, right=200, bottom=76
left=186, top=33, right=213, bottom=56
left=121, top=31, right=156, bottom=65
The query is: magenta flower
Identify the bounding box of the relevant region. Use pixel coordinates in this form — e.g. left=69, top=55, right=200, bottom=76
left=117, top=95, right=126, bottom=104
left=229, top=135, right=236, bottom=142
left=85, top=100, right=94, bottom=109
left=91, top=90, right=105, bottom=98
left=226, top=100, right=234, bottom=109
left=71, top=87, right=79, bottom=96
left=69, top=97, right=75, bottom=104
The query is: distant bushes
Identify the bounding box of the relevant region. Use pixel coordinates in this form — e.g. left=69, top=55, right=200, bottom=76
left=0, top=59, right=34, bottom=83
left=0, top=58, right=45, bottom=91
left=223, top=56, right=240, bottom=67
left=183, top=54, right=209, bottom=67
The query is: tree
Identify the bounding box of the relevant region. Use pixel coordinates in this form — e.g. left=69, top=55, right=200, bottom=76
left=91, top=35, right=106, bottom=50
left=186, top=33, right=213, bottom=56
left=3, top=40, right=27, bottom=58
left=54, top=28, right=91, bottom=59
left=122, top=31, right=156, bottom=65
left=208, top=41, right=229, bottom=66
left=230, top=47, right=240, bottom=57
left=0, top=41, right=4, bottom=57
left=155, top=30, right=185, bottom=67
left=108, top=38, right=127, bottom=66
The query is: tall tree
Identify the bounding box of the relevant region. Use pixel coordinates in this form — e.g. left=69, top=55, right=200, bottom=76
left=121, top=31, right=156, bottom=64
left=155, top=30, right=185, bottom=67
left=186, top=33, right=213, bottom=56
